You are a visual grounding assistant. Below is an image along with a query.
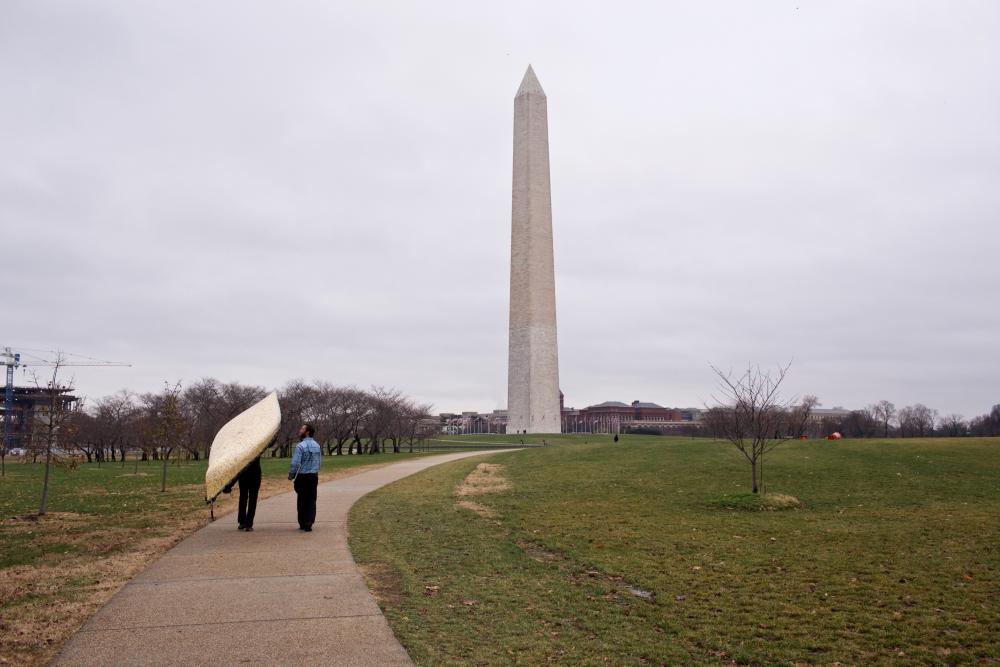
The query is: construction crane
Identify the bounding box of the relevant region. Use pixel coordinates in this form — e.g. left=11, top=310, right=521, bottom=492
left=1, top=346, right=132, bottom=452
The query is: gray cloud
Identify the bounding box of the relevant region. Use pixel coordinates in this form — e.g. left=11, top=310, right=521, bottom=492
left=2, top=0, right=998, bottom=417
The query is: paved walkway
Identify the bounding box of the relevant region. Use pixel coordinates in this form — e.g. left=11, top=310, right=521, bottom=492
left=55, top=450, right=510, bottom=666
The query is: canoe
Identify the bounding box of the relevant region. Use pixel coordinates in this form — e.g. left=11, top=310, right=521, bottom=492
left=205, top=392, right=281, bottom=502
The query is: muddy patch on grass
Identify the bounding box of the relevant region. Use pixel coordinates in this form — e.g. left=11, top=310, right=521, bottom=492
left=515, top=539, right=564, bottom=563
left=359, top=561, right=405, bottom=609
left=455, top=463, right=509, bottom=497
left=455, top=500, right=497, bottom=518
left=515, top=539, right=657, bottom=604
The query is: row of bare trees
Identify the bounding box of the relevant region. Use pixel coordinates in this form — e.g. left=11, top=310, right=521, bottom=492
left=63, top=378, right=436, bottom=465
left=811, top=401, right=1000, bottom=439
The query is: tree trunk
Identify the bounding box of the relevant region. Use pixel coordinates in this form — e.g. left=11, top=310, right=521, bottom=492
left=39, top=445, right=53, bottom=515
left=160, top=450, right=169, bottom=492
left=759, top=454, right=764, bottom=495
left=750, top=458, right=759, bottom=494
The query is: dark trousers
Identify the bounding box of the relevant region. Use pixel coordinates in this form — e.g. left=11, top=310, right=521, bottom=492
left=237, top=480, right=260, bottom=528
left=294, top=473, right=318, bottom=529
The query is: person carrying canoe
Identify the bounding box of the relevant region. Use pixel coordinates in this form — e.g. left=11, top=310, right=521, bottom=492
left=223, top=455, right=262, bottom=531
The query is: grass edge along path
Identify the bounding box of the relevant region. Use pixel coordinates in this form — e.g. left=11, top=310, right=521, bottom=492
left=349, top=436, right=1000, bottom=666
left=0, top=452, right=432, bottom=666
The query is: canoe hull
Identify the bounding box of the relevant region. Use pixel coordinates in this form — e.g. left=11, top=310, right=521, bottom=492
left=205, top=392, right=281, bottom=502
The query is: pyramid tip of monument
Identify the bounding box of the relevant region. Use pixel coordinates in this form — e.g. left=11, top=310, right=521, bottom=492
left=516, top=65, right=545, bottom=97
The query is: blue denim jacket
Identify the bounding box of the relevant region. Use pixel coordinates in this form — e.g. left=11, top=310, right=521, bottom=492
left=289, top=437, right=322, bottom=478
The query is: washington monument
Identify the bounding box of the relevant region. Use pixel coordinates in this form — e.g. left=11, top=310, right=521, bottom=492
left=507, top=65, right=561, bottom=434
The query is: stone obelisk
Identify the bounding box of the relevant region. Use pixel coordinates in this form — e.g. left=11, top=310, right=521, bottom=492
left=507, top=65, right=561, bottom=435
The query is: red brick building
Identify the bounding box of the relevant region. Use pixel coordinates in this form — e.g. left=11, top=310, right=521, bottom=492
left=562, top=400, right=688, bottom=434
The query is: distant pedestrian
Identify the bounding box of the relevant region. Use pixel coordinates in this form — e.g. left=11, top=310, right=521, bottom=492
left=224, top=456, right=262, bottom=531
left=614, top=434, right=619, bottom=443
left=289, top=423, right=322, bottom=531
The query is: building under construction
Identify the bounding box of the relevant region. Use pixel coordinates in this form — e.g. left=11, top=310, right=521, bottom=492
left=0, top=385, right=78, bottom=453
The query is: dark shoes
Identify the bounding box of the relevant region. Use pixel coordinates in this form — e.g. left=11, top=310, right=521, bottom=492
left=244, top=526, right=254, bottom=532
left=237, top=525, right=254, bottom=531
left=299, top=525, right=313, bottom=532
left=238, top=524, right=245, bottom=530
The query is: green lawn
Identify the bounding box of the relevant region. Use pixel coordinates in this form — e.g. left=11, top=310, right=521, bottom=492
left=348, top=436, right=1000, bottom=666
left=0, top=451, right=433, bottom=666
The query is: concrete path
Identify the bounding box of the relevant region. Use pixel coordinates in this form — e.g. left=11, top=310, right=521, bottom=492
left=55, top=451, right=510, bottom=667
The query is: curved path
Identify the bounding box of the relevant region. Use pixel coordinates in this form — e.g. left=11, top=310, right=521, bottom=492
left=55, top=450, right=510, bottom=667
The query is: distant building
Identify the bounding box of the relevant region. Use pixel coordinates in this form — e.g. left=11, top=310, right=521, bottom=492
left=440, top=395, right=702, bottom=436
left=805, top=407, right=854, bottom=425
left=563, top=399, right=700, bottom=434
left=1, top=385, right=78, bottom=453
left=438, top=410, right=508, bottom=435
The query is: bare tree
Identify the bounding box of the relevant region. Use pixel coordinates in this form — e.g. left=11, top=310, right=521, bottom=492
left=787, top=395, right=820, bottom=438
left=704, top=362, right=812, bottom=494
left=31, top=353, right=78, bottom=516
left=312, top=384, right=367, bottom=455
left=899, top=404, right=936, bottom=437
left=98, top=390, right=138, bottom=465
left=360, top=387, right=403, bottom=455
left=940, top=413, right=967, bottom=437
left=404, top=403, right=434, bottom=452
left=969, top=404, right=1000, bottom=437
left=142, top=382, right=186, bottom=492
left=67, top=401, right=100, bottom=463
left=872, top=400, right=896, bottom=438
left=847, top=405, right=880, bottom=438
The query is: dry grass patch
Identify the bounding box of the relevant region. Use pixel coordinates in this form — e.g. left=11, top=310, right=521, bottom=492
left=454, top=463, right=509, bottom=497
left=0, top=512, right=206, bottom=666
left=454, top=463, right=509, bottom=520
left=707, top=491, right=801, bottom=511
left=761, top=492, right=801, bottom=510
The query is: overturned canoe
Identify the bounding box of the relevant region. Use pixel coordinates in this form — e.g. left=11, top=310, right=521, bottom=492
left=205, top=392, right=281, bottom=502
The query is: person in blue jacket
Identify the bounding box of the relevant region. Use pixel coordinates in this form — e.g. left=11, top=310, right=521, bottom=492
left=289, top=423, right=322, bottom=531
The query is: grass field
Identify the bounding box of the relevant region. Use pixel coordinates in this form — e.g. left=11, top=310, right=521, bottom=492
left=349, top=435, right=1000, bottom=666
left=0, top=451, right=432, bottom=666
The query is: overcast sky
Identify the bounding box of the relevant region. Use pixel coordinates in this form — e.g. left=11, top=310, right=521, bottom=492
left=2, top=1, right=998, bottom=417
